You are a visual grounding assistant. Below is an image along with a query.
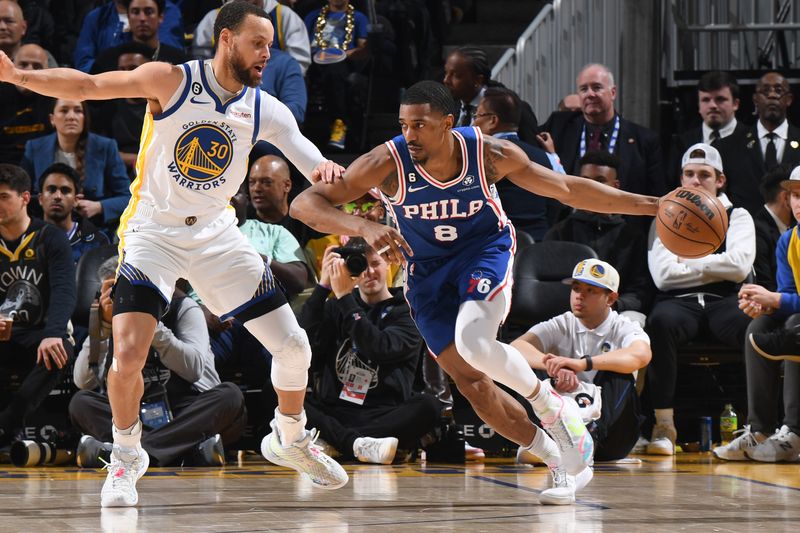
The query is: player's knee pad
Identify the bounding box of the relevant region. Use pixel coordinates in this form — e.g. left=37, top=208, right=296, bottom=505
left=454, top=325, right=494, bottom=371
left=269, top=329, right=311, bottom=391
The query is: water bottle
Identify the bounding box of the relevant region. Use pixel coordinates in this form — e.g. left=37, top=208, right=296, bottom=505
left=720, top=403, right=738, bottom=444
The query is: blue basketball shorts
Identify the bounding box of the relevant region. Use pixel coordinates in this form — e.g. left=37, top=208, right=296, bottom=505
left=404, top=232, right=514, bottom=356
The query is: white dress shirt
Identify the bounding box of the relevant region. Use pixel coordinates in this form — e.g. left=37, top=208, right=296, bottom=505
left=757, top=119, right=789, bottom=164
left=702, top=118, right=738, bottom=144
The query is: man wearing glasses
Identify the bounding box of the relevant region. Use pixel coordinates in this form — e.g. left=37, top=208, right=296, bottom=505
left=718, top=71, right=800, bottom=215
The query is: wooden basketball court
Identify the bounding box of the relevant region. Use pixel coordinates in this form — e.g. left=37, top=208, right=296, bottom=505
left=0, top=454, right=798, bottom=531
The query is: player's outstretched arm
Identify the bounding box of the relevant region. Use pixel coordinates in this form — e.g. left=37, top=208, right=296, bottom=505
left=0, top=51, right=181, bottom=104
left=291, top=144, right=412, bottom=264
left=485, top=135, right=659, bottom=217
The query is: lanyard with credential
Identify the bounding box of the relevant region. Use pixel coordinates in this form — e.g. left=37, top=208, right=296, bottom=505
left=580, top=115, right=620, bottom=157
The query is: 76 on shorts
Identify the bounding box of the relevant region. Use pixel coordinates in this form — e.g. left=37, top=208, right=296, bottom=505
left=467, top=277, right=492, bottom=294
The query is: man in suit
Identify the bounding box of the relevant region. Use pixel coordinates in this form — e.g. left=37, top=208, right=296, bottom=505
left=540, top=63, right=665, bottom=197
left=443, top=46, right=539, bottom=145
left=717, top=72, right=800, bottom=215
left=753, top=165, right=794, bottom=291
left=473, top=87, right=564, bottom=241
left=669, top=71, right=748, bottom=188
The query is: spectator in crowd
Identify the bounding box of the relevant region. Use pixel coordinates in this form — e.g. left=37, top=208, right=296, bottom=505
left=541, top=63, right=665, bottom=197
left=669, top=71, right=747, bottom=186
left=443, top=46, right=539, bottom=145
left=545, top=151, right=652, bottom=325
left=248, top=153, right=319, bottom=247
left=91, top=0, right=190, bottom=73
left=713, top=166, right=800, bottom=463
left=74, top=0, right=184, bottom=73
left=717, top=71, right=800, bottom=216
left=21, top=98, right=132, bottom=230
left=753, top=166, right=794, bottom=291
left=71, top=257, right=247, bottom=468
left=473, top=86, right=563, bottom=241
left=304, top=0, right=369, bottom=150
left=48, top=0, right=96, bottom=65
left=17, top=0, right=55, bottom=54
left=38, top=163, right=109, bottom=264
left=643, top=143, right=755, bottom=455
left=0, top=43, right=52, bottom=165
left=557, top=94, right=581, bottom=112
left=261, top=46, right=307, bottom=124
left=298, top=239, right=440, bottom=464
left=512, top=259, right=651, bottom=463
left=0, top=0, right=26, bottom=60
left=0, top=164, right=75, bottom=447
left=195, top=0, right=311, bottom=75
left=90, top=41, right=152, bottom=174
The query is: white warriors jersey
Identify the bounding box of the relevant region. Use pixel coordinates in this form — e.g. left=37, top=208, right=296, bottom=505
left=121, top=59, right=323, bottom=227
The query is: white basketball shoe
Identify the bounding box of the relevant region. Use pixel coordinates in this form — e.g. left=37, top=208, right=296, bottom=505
left=539, top=465, right=594, bottom=505
left=101, top=445, right=149, bottom=507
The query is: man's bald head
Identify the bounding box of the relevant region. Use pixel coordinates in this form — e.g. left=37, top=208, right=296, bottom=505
left=248, top=154, right=292, bottom=221
left=0, top=0, right=26, bottom=55
left=15, top=43, right=47, bottom=70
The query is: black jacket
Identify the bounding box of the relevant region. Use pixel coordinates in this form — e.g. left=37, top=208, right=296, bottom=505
left=0, top=219, right=76, bottom=348
left=667, top=121, right=750, bottom=189
left=716, top=123, right=800, bottom=215
left=752, top=206, right=794, bottom=291
left=299, top=285, right=422, bottom=407
left=544, top=210, right=653, bottom=313
left=541, top=111, right=666, bottom=196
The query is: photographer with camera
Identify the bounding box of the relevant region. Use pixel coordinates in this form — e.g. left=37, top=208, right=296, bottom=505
left=69, top=257, right=247, bottom=468
left=298, top=238, right=441, bottom=464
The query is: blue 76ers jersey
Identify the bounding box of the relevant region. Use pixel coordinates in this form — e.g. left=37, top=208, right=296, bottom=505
left=383, top=126, right=515, bottom=262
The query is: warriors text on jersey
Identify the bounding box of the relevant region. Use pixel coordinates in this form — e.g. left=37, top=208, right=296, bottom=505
left=383, top=126, right=515, bottom=262
left=121, top=59, right=322, bottom=228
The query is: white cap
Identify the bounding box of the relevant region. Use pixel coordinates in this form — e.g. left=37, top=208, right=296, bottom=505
left=563, top=258, right=620, bottom=293
left=681, top=143, right=724, bottom=173
left=781, top=165, right=800, bottom=190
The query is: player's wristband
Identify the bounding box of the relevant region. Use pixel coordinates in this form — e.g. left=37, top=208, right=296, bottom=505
left=582, top=355, right=593, bottom=371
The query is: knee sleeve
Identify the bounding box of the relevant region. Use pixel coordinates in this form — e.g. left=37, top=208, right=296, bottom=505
left=269, top=329, right=312, bottom=391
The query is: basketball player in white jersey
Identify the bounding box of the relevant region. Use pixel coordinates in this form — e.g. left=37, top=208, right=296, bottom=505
left=0, top=1, right=348, bottom=506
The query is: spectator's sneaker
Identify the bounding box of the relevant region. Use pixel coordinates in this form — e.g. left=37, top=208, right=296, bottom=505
left=631, top=436, right=649, bottom=454
left=77, top=435, right=112, bottom=468
left=195, top=434, right=225, bottom=467
left=712, top=425, right=760, bottom=461
left=539, top=465, right=593, bottom=505
left=745, top=425, right=800, bottom=463
left=261, top=421, right=349, bottom=489
left=749, top=330, right=800, bottom=362
left=100, top=446, right=149, bottom=507
left=646, top=424, right=677, bottom=456
left=328, top=119, right=347, bottom=150
left=465, top=441, right=485, bottom=461
left=354, top=437, right=398, bottom=465
left=536, top=387, right=594, bottom=475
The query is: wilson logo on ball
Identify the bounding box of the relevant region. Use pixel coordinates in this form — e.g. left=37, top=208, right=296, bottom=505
left=674, top=189, right=717, bottom=220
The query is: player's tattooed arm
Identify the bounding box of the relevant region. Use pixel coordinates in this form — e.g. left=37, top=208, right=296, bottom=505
left=482, top=135, right=504, bottom=184
left=379, top=168, right=399, bottom=198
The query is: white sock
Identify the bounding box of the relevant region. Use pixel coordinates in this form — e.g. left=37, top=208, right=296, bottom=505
left=528, top=381, right=561, bottom=418
left=112, top=419, right=142, bottom=450
left=525, top=426, right=561, bottom=468
left=654, top=409, right=674, bottom=428
left=275, top=408, right=307, bottom=447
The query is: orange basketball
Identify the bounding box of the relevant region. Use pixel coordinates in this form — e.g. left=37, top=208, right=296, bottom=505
left=656, top=187, right=728, bottom=259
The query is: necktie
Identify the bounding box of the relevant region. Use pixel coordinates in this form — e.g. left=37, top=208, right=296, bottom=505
left=765, top=132, right=778, bottom=169
left=458, top=104, right=473, bottom=127
left=710, top=128, right=720, bottom=145
left=588, top=126, right=602, bottom=152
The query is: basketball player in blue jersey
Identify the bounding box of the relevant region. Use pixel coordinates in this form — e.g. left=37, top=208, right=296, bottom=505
left=293, top=80, right=660, bottom=503
left=0, top=1, right=349, bottom=507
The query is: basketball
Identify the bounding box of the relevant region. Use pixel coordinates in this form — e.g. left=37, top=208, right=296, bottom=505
left=656, top=187, right=728, bottom=259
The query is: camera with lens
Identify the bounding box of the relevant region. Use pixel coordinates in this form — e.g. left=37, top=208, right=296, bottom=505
left=332, top=244, right=368, bottom=276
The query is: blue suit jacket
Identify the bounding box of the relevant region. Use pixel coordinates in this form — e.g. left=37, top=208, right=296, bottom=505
left=22, top=133, right=131, bottom=223
left=261, top=47, right=307, bottom=124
